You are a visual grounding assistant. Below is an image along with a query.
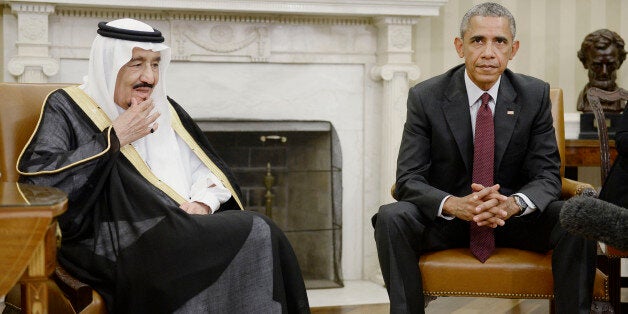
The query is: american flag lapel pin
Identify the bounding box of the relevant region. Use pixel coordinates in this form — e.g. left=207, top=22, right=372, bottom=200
left=507, top=110, right=515, bottom=115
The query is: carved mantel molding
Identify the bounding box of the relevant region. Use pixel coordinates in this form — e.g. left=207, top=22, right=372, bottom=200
left=371, top=64, right=421, bottom=82
left=370, top=15, right=422, bottom=203
left=8, top=56, right=59, bottom=76
left=7, top=1, right=58, bottom=82
left=2, top=0, right=446, bottom=81
left=371, top=15, right=421, bottom=81
left=2, top=0, right=446, bottom=17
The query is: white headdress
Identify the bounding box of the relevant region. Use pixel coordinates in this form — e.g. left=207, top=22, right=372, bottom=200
left=80, top=18, right=192, bottom=198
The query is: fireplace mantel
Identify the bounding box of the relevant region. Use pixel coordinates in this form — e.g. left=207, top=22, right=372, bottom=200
left=2, top=0, right=446, bottom=17
left=1, top=0, right=447, bottom=285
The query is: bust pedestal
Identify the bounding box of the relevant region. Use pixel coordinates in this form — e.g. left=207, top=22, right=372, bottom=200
left=578, top=112, right=623, bottom=139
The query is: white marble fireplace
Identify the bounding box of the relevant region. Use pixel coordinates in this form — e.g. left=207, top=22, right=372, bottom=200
left=1, top=0, right=447, bottom=286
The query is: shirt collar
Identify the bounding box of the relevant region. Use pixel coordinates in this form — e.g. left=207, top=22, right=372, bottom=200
left=464, top=69, right=501, bottom=107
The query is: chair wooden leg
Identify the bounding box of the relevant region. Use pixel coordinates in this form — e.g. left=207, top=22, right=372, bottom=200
left=609, top=257, right=621, bottom=313
left=549, top=299, right=555, bottom=314
left=20, top=237, right=52, bottom=314
left=622, top=275, right=628, bottom=313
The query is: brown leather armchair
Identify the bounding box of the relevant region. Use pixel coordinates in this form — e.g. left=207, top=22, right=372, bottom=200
left=392, top=89, right=609, bottom=312
left=0, top=82, right=107, bottom=314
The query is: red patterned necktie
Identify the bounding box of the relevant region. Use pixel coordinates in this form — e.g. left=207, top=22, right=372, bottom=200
left=470, top=92, right=495, bottom=263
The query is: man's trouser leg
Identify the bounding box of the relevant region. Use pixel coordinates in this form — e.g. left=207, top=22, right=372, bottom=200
left=546, top=202, right=596, bottom=313
left=373, top=201, right=425, bottom=314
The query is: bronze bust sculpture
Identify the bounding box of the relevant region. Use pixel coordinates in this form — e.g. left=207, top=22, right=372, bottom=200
left=577, top=29, right=627, bottom=113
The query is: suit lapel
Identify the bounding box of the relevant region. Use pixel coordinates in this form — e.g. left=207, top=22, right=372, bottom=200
left=443, top=68, right=473, bottom=173
left=494, top=75, right=518, bottom=171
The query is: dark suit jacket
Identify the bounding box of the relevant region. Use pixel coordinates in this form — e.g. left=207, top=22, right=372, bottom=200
left=395, top=64, right=562, bottom=222
left=599, top=105, right=628, bottom=208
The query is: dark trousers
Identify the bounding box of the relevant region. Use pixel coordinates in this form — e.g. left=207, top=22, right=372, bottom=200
left=373, top=201, right=597, bottom=314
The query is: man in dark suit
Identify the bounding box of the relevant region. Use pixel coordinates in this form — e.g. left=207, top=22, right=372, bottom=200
left=372, top=2, right=597, bottom=313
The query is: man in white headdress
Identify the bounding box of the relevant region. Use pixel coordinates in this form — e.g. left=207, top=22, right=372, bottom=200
left=18, top=18, right=310, bottom=313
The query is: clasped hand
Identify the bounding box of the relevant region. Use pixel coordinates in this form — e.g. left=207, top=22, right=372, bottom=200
left=111, top=98, right=161, bottom=147
left=443, top=183, right=520, bottom=228
left=180, top=202, right=212, bottom=215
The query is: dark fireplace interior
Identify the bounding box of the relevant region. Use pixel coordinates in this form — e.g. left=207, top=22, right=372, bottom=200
left=199, top=120, right=343, bottom=289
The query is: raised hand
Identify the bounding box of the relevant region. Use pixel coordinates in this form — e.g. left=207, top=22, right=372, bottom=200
left=111, top=98, right=160, bottom=147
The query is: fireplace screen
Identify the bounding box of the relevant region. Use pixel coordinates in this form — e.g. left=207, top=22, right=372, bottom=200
left=199, top=120, right=342, bottom=289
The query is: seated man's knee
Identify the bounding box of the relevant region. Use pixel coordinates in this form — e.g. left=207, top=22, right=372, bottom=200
left=373, top=201, right=417, bottom=227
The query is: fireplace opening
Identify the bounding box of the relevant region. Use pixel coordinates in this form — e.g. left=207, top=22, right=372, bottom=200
left=198, top=120, right=343, bottom=289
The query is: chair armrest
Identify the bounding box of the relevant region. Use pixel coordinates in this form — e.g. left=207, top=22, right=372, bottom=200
left=53, top=265, right=95, bottom=313
left=606, top=245, right=628, bottom=258
left=561, top=177, right=597, bottom=199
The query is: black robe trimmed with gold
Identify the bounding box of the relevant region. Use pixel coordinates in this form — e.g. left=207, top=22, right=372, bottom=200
left=18, top=87, right=310, bottom=314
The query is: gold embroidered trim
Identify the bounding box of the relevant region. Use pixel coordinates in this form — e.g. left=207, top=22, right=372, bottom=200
left=63, top=86, right=110, bottom=130
left=17, top=87, right=113, bottom=176
left=118, top=144, right=187, bottom=205
left=423, top=291, right=554, bottom=299
left=169, top=105, right=244, bottom=210
left=15, top=182, right=30, bottom=205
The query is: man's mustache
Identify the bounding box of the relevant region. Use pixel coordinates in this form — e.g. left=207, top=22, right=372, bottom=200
left=133, top=82, right=154, bottom=89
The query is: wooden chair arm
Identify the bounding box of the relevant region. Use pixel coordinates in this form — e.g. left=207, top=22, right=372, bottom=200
left=53, top=265, right=95, bottom=313
left=561, top=177, right=597, bottom=199
left=606, top=245, right=628, bottom=258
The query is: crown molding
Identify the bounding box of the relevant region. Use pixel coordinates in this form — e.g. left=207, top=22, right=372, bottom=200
left=1, top=0, right=447, bottom=17
left=52, top=7, right=373, bottom=25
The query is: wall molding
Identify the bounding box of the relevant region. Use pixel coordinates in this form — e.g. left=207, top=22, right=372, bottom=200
left=53, top=7, right=374, bottom=26
left=4, top=0, right=447, bottom=17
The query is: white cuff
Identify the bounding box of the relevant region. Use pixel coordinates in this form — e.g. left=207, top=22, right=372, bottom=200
left=189, top=174, right=232, bottom=213
left=513, top=193, right=537, bottom=216
left=438, top=195, right=455, bottom=220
